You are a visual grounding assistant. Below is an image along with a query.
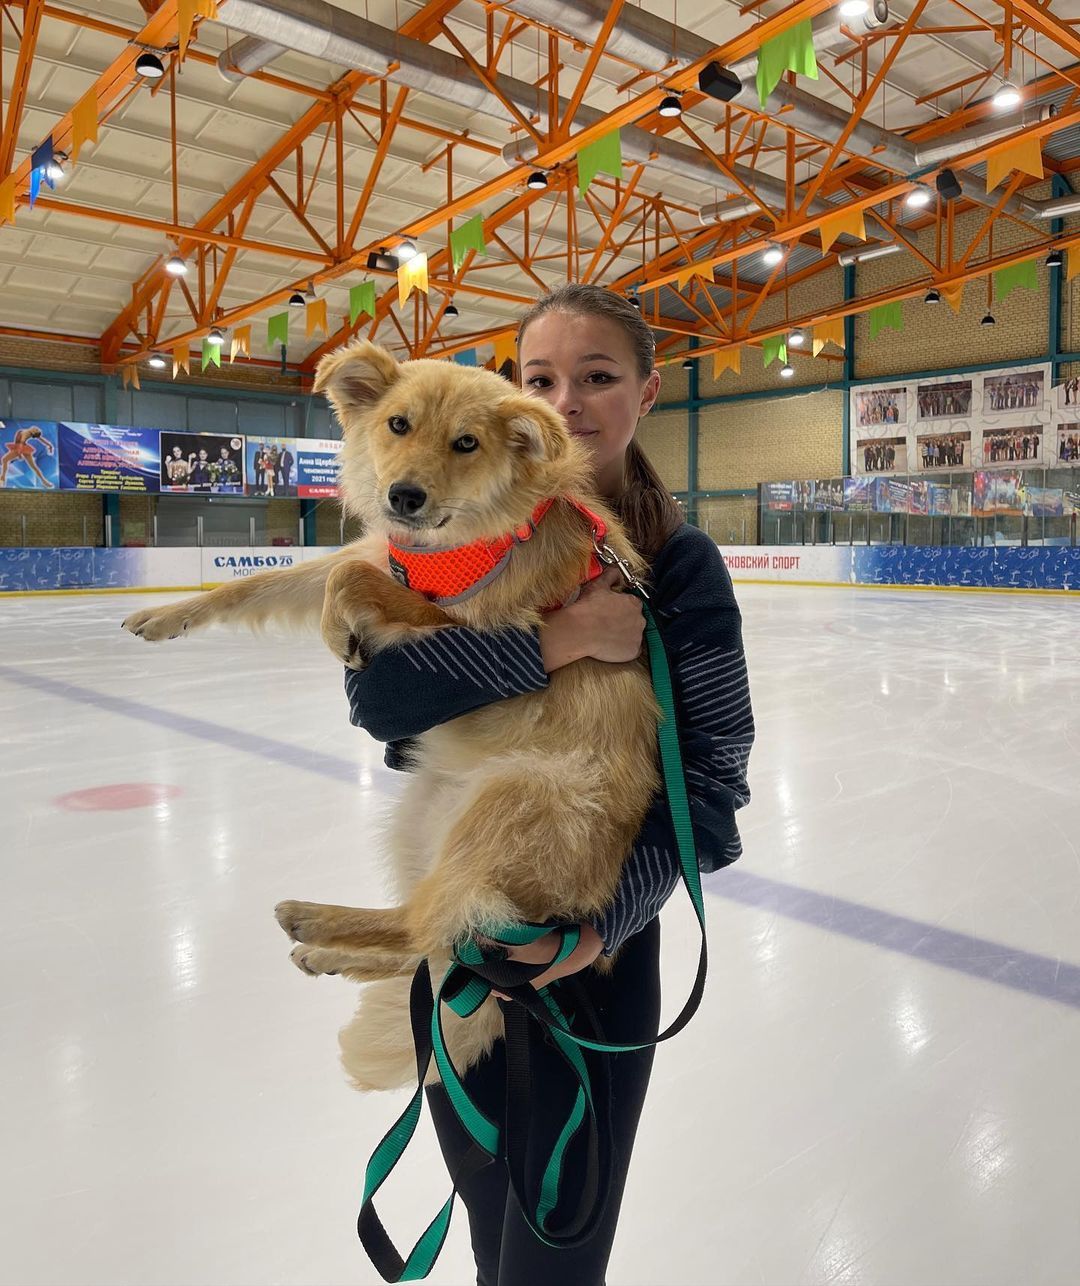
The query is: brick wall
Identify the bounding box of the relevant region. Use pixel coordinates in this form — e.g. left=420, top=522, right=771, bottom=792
left=0, top=489, right=103, bottom=546
left=698, top=389, right=845, bottom=489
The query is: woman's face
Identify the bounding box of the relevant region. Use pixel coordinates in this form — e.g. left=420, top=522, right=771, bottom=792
left=519, top=311, right=660, bottom=494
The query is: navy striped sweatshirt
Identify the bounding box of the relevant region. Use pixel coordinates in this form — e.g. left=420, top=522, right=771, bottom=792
left=344, top=523, right=753, bottom=954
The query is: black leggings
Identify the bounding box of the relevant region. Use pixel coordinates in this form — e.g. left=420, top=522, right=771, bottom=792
left=426, top=918, right=662, bottom=1286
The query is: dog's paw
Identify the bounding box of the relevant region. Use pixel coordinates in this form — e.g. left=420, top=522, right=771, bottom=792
left=289, top=944, right=341, bottom=976
left=275, top=899, right=334, bottom=944
left=121, top=601, right=202, bottom=642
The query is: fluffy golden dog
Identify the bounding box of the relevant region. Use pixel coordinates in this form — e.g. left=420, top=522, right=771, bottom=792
left=122, top=341, right=660, bottom=1090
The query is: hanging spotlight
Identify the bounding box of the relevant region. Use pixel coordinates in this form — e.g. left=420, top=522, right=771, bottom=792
left=788, top=328, right=806, bottom=348
left=981, top=311, right=996, bottom=327
left=924, top=288, right=942, bottom=304
left=779, top=363, right=795, bottom=379
left=207, top=326, right=225, bottom=345
left=288, top=291, right=306, bottom=308
left=397, top=238, right=417, bottom=262
left=682, top=358, right=694, bottom=369
left=366, top=250, right=398, bottom=272
left=763, top=243, right=784, bottom=266
left=936, top=168, right=963, bottom=202
left=1047, top=249, right=1064, bottom=269
left=628, top=293, right=642, bottom=309
left=526, top=171, right=549, bottom=190
left=905, top=185, right=933, bottom=209
left=839, top=0, right=869, bottom=15
left=164, top=253, right=188, bottom=277
left=444, top=302, right=459, bottom=318
left=45, top=152, right=68, bottom=183
left=697, top=61, right=742, bottom=103
left=135, top=51, right=166, bottom=80
left=148, top=353, right=168, bottom=370
left=992, top=81, right=1022, bottom=110
left=658, top=93, right=683, bottom=118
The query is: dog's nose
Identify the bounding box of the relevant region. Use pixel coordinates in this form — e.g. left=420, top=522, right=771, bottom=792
left=387, top=483, right=428, bottom=517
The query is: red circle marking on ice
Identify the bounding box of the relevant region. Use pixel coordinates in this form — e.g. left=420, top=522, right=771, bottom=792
left=54, top=783, right=183, bottom=812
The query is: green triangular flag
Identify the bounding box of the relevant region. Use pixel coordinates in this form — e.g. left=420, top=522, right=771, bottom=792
left=762, top=335, right=787, bottom=368
left=202, top=338, right=221, bottom=370
left=757, top=19, right=818, bottom=107
left=868, top=301, right=904, bottom=340
left=267, top=312, right=289, bottom=350
left=577, top=129, right=622, bottom=197
left=449, top=216, right=486, bottom=272
left=349, top=281, right=376, bottom=326
left=994, top=258, right=1038, bottom=302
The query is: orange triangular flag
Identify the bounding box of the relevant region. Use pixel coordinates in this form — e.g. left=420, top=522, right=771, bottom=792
left=230, top=325, right=251, bottom=363
left=71, top=90, right=98, bottom=164
left=812, top=317, right=845, bottom=356
left=172, top=343, right=190, bottom=378
left=941, top=282, right=965, bottom=314
left=493, top=331, right=516, bottom=369
left=306, top=298, right=328, bottom=337
left=713, top=347, right=741, bottom=378
left=120, top=364, right=141, bottom=391
left=178, top=0, right=216, bottom=58
left=0, top=176, right=15, bottom=225
left=985, top=134, right=1044, bottom=193
left=676, top=265, right=696, bottom=292
left=1067, top=248, right=1080, bottom=284
left=818, top=207, right=866, bottom=255
left=397, top=253, right=429, bottom=309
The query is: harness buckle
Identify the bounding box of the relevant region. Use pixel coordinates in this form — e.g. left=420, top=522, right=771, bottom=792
left=592, top=535, right=650, bottom=599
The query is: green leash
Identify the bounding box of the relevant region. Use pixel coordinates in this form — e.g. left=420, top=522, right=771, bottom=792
left=356, top=601, right=708, bottom=1281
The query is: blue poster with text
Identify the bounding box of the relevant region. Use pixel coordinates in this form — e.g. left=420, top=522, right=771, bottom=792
left=58, top=422, right=161, bottom=493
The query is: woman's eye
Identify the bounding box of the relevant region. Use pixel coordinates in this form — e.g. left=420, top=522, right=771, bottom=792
left=388, top=415, right=409, bottom=435
left=525, top=376, right=552, bottom=389
left=453, top=435, right=479, bottom=453
left=586, top=371, right=615, bottom=384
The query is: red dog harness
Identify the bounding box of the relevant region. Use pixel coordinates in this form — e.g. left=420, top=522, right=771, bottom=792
left=387, top=496, right=612, bottom=608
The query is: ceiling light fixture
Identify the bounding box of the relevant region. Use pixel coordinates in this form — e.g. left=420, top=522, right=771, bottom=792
left=1046, top=249, right=1064, bottom=269
left=779, top=363, right=795, bottom=379
left=148, top=353, right=168, bottom=369
left=788, top=328, right=806, bottom=348
left=207, top=326, right=224, bottom=345
left=135, top=51, right=166, bottom=79
left=444, top=302, right=459, bottom=318
left=628, top=294, right=642, bottom=309
left=763, top=243, right=784, bottom=266
left=981, top=311, right=996, bottom=327
left=397, top=238, right=417, bottom=262
left=658, top=94, right=683, bottom=118
left=905, top=185, right=933, bottom=209
left=45, top=152, right=68, bottom=183
left=840, top=0, right=869, bottom=16
left=526, top=170, right=548, bottom=190
left=288, top=291, right=306, bottom=308
left=682, top=358, right=694, bottom=369
left=992, top=80, right=1022, bottom=110
left=164, top=253, right=188, bottom=277
left=924, top=288, right=942, bottom=304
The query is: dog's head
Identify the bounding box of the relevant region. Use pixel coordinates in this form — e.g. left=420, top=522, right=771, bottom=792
left=315, top=340, right=585, bottom=546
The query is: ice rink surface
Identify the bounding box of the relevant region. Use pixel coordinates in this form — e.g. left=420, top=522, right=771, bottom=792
left=2, top=581, right=1079, bottom=1286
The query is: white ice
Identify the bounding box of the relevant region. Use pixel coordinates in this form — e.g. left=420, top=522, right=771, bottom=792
left=1, top=584, right=1079, bottom=1286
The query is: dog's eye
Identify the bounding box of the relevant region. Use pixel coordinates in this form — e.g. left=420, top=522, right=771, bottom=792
left=453, top=434, right=479, bottom=453
left=388, top=415, right=410, bottom=435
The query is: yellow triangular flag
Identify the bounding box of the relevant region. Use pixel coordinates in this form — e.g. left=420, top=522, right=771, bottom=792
left=306, top=298, right=328, bottom=338
left=0, top=176, right=15, bottom=225
left=818, top=207, right=866, bottom=255
left=676, top=266, right=696, bottom=292
left=986, top=134, right=1044, bottom=193
left=172, top=343, right=190, bottom=378
left=493, top=331, right=516, bottom=370
left=71, top=90, right=98, bottom=164
left=178, top=0, right=216, bottom=58
left=812, top=317, right=845, bottom=356
left=230, top=325, right=251, bottom=363
left=941, top=282, right=965, bottom=314
left=1067, top=248, right=1080, bottom=284
left=397, top=252, right=429, bottom=309
left=120, top=364, right=141, bottom=391
left=713, top=347, right=741, bottom=378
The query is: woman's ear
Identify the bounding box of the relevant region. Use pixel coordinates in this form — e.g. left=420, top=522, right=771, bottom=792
left=502, top=396, right=568, bottom=462
left=314, top=341, right=400, bottom=425
left=638, top=368, right=662, bottom=418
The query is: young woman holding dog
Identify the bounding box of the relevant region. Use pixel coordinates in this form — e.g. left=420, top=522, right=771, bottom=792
left=346, top=283, right=753, bottom=1286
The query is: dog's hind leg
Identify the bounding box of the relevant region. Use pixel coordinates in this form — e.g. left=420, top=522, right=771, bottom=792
left=289, top=942, right=418, bottom=981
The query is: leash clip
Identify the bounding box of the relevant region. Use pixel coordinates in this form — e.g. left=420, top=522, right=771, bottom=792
left=592, top=536, right=650, bottom=599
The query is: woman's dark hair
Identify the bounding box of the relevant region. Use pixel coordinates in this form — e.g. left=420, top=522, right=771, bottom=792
left=516, top=283, right=684, bottom=560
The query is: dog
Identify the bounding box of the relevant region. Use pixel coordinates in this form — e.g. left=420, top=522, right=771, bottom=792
left=122, top=341, right=661, bottom=1091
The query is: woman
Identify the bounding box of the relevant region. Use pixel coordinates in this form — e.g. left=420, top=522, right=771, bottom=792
left=345, top=284, right=754, bottom=1285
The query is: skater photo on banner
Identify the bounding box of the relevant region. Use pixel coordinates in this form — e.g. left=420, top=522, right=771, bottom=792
left=916, top=430, right=971, bottom=471
left=981, top=425, right=1043, bottom=466
left=917, top=379, right=972, bottom=420
left=1057, top=424, right=1080, bottom=464
left=245, top=438, right=298, bottom=497
left=1056, top=375, right=1080, bottom=408
left=983, top=370, right=1044, bottom=413
left=857, top=436, right=908, bottom=474
left=0, top=420, right=60, bottom=490
left=855, top=386, right=907, bottom=426
left=159, top=432, right=245, bottom=494
left=972, top=469, right=1024, bottom=517
left=813, top=478, right=845, bottom=511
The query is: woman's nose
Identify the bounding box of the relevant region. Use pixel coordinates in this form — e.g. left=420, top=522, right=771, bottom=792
left=549, top=382, right=581, bottom=419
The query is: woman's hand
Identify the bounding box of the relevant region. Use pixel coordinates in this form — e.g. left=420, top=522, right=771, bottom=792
left=477, top=922, right=605, bottom=998
left=540, top=565, right=645, bottom=671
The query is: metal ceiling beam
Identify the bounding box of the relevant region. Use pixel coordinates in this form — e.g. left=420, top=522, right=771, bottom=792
left=0, top=0, right=45, bottom=178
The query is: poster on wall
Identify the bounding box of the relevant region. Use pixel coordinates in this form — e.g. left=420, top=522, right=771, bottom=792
left=983, top=370, right=1044, bottom=413
left=981, top=425, right=1043, bottom=467
left=813, top=479, right=845, bottom=511
left=1055, top=376, right=1080, bottom=410
left=855, top=387, right=908, bottom=427
left=973, top=469, right=1023, bottom=517
left=1024, top=486, right=1064, bottom=518
left=1056, top=424, right=1080, bottom=465
left=58, top=422, right=161, bottom=492
left=917, top=379, right=972, bottom=420
left=873, top=478, right=912, bottom=513
left=793, top=480, right=815, bottom=509
left=761, top=482, right=795, bottom=511
left=909, top=481, right=930, bottom=515
left=843, top=477, right=872, bottom=510
left=856, top=436, right=907, bottom=474
left=294, top=438, right=342, bottom=498
left=245, top=437, right=298, bottom=497
left=916, top=430, right=971, bottom=471
left=0, top=419, right=60, bottom=490
left=159, top=432, right=245, bottom=493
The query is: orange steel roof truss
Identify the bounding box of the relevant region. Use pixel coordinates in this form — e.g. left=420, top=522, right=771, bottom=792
left=1, top=0, right=1079, bottom=378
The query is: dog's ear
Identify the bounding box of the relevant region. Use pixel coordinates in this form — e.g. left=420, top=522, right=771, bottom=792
left=502, top=397, right=568, bottom=462
left=314, top=342, right=400, bottom=421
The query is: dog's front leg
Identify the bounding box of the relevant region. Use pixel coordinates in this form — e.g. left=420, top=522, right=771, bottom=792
left=321, top=558, right=453, bottom=668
